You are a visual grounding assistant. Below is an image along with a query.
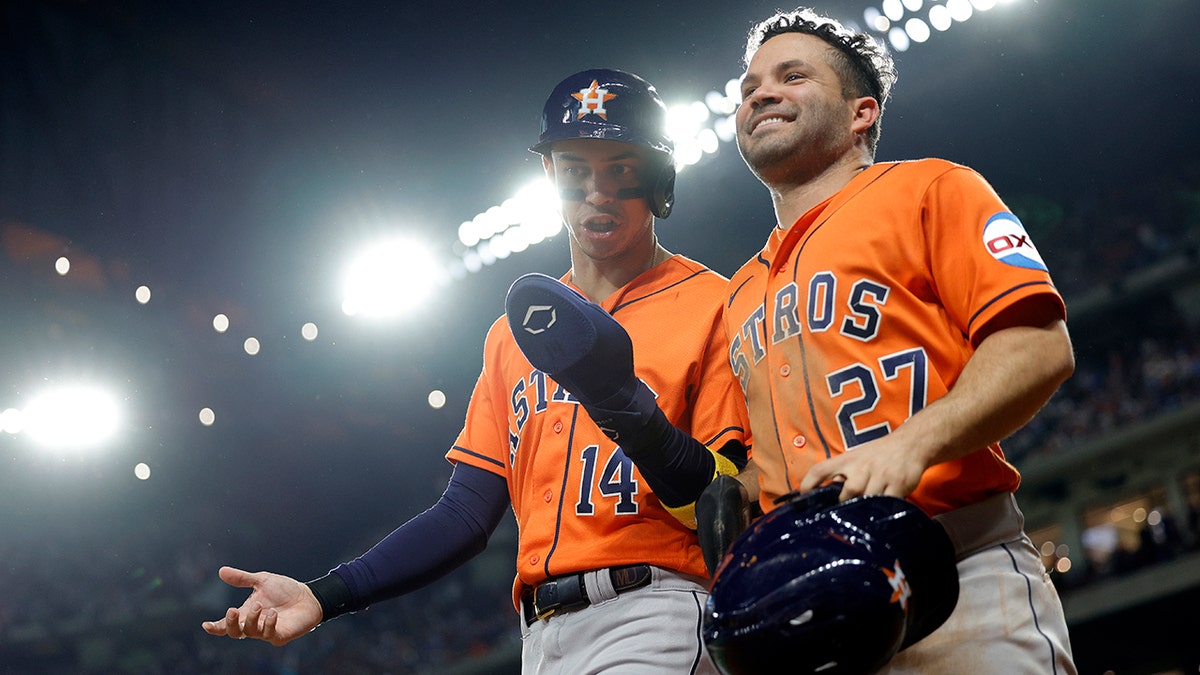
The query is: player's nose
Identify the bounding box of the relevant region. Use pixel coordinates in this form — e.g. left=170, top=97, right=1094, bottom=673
left=583, top=174, right=617, bottom=205
left=744, top=81, right=783, bottom=108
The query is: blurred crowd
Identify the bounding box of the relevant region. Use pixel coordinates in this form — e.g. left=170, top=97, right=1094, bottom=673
left=0, top=520, right=518, bottom=674
left=3, top=167, right=1200, bottom=673
left=1002, top=326, right=1200, bottom=465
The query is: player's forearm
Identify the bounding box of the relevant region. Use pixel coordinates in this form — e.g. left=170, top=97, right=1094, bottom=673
left=626, top=406, right=719, bottom=507
left=895, top=318, right=1074, bottom=467
left=307, top=463, right=509, bottom=620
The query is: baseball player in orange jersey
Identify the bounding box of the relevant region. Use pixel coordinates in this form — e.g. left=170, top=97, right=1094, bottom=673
left=716, top=8, right=1078, bottom=673
left=201, top=69, right=748, bottom=675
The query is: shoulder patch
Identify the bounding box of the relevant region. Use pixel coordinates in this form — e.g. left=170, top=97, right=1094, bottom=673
left=982, top=212, right=1047, bottom=271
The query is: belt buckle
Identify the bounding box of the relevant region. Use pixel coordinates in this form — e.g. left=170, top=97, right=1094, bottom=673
left=533, top=600, right=557, bottom=622
left=529, top=580, right=560, bottom=622
left=531, top=572, right=586, bottom=622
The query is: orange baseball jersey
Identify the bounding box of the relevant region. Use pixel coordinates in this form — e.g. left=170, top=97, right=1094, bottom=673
left=724, top=159, right=1065, bottom=517
left=448, top=255, right=750, bottom=609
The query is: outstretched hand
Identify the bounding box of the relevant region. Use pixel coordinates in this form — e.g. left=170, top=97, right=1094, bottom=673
left=200, top=566, right=323, bottom=646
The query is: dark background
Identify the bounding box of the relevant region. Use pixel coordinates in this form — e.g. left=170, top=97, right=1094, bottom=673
left=2, top=0, right=1199, bottom=672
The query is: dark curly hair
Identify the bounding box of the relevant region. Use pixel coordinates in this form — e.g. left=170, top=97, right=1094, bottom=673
left=744, top=8, right=897, bottom=154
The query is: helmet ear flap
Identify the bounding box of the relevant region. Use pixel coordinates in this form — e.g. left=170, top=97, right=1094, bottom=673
left=650, top=161, right=676, bottom=219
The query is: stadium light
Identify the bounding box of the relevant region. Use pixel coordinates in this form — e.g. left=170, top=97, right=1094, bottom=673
left=20, top=384, right=122, bottom=451
left=341, top=235, right=448, bottom=319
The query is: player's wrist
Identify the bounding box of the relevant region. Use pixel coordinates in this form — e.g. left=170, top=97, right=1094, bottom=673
left=305, top=571, right=356, bottom=622
left=581, top=377, right=659, bottom=448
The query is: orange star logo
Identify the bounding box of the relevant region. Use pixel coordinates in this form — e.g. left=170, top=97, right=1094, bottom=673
left=882, top=560, right=912, bottom=611
left=573, top=80, right=617, bottom=119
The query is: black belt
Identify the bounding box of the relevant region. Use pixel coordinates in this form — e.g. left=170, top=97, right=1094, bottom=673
left=521, top=564, right=653, bottom=626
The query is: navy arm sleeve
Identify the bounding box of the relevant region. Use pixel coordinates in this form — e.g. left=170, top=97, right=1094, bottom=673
left=306, top=462, right=510, bottom=620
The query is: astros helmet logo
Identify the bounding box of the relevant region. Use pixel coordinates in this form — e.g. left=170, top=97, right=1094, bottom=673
left=982, top=212, right=1048, bottom=271
left=573, top=80, right=617, bottom=119
left=882, top=559, right=912, bottom=611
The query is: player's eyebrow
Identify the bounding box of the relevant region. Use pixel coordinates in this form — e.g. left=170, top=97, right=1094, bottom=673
left=743, top=59, right=816, bottom=89
left=557, top=150, right=641, bottom=163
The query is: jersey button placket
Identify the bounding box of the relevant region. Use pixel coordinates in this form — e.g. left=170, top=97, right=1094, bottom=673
left=793, top=435, right=807, bottom=448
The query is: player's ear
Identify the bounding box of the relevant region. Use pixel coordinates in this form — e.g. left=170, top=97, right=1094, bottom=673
left=850, top=96, right=879, bottom=136
left=542, top=154, right=555, bottom=181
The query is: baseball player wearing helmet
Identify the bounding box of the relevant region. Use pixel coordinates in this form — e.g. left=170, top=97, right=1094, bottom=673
left=718, top=7, right=1078, bottom=673
left=201, top=69, right=749, bottom=675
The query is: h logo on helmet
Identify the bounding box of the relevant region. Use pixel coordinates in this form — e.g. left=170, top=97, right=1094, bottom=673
left=573, top=80, right=617, bottom=119
left=883, top=560, right=912, bottom=611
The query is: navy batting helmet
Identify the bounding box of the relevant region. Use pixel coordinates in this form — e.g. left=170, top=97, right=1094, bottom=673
left=531, top=69, right=676, bottom=218
left=702, top=484, right=959, bottom=675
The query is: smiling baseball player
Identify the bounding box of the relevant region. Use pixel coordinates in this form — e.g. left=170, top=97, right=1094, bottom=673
left=716, top=8, right=1077, bottom=674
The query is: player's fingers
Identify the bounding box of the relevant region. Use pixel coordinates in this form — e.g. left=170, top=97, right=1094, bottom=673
left=798, top=465, right=831, bottom=493
left=800, top=463, right=843, bottom=493
left=240, top=602, right=265, bottom=637
left=218, top=565, right=258, bottom=589
left=837, top=473, right=867, bottom=502
left=882, top=478, right=909, bottom=499
left=261, top=608, right=280, bottom=645
left=224, top=608, right=245, bottom=639
left=201, top=618, right=228, bottom=636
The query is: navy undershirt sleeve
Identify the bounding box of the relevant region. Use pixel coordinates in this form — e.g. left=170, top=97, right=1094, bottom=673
left=620, top=405, right=717, bottom=507
left=306, top=462, right=510, bottom=620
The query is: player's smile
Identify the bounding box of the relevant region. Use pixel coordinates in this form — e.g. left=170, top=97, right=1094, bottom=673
left=747, top=112, right=793, bottom=135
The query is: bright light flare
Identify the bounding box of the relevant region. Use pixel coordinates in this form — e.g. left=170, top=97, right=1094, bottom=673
left=888, top=26, right=911, bottom=51
left=929, top=4, right=953, bottom=31
left=666, top=102, right=712, bottom=168
left=341, top=236, right=446, bottom=319
left=882, top=0, right=905, bottom=21
left=428, top=390, right=446, bottom=409
left=456, top=178, right=561, bottom=262
left=1, top=408, right=23, bottom=434
left=947, top=0, right=974, bottom=22
left=865, top=7, right=890, bottom=32
left=22, top=385, right=121, bottom=451
left=905, top=17, right=931, bottom=42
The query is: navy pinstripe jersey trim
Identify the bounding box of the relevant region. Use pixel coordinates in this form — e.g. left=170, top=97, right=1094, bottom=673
left=704, top=425, right=746, bottom=448
left=611, top=269, right=709, bottom=315
left=544, top=404, right=582, bottom=577
left=967, top=280, right=1059, bottom=333
left=450, top=446, right=506, bottom=470
left=728, top=274, right=756, bottom=307
left=787, top=220, right=836, bottom=461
